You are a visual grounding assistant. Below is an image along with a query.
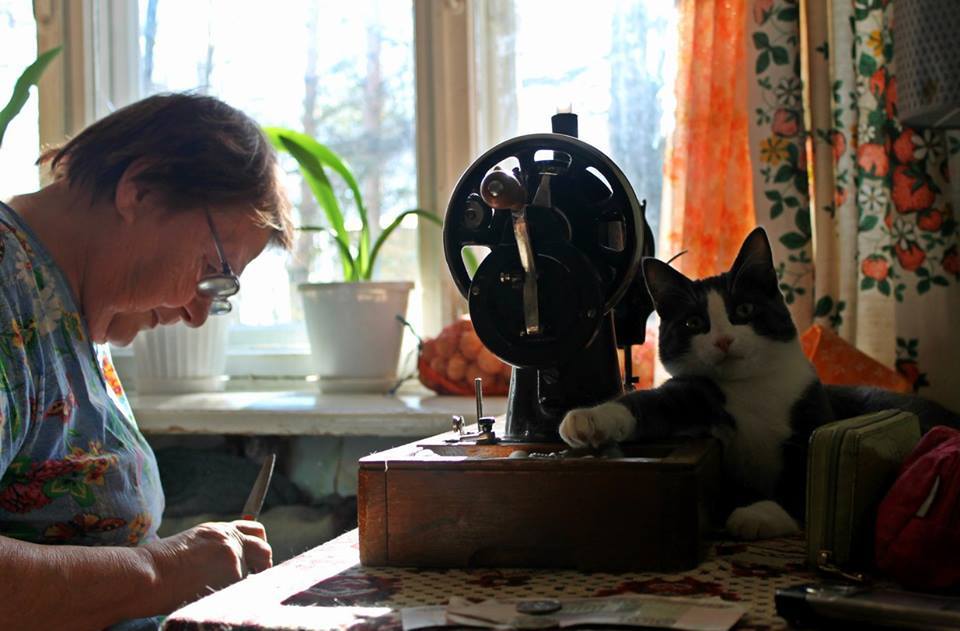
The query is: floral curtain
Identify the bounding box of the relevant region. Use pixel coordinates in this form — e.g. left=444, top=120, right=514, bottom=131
left=748, top=0, right=960, bottom=410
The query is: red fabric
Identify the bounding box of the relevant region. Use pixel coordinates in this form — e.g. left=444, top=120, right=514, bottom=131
left=800, top=324, right=912, bottom=393
left=875, top=426, right=960, bottom=590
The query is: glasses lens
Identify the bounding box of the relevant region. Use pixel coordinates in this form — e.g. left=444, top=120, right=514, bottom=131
left=210, top=299, right=233, bottom=316
left=198, top=275, right=240, bottom=298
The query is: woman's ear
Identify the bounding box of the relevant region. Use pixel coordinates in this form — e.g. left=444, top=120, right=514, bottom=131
left=114, top=159, right=154, bottom=223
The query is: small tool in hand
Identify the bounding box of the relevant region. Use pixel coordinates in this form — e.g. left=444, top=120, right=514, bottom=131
left=241, top=453, right=276, bottom=521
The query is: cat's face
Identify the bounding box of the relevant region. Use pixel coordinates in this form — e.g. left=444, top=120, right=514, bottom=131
left=643, top=228, right=797, bottom=380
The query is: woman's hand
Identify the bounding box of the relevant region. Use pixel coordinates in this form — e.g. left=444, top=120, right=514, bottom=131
left=144, top=520, right=273, bottom=610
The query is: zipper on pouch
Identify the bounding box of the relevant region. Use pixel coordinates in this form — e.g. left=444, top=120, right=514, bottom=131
left=817, top=549, right=867, bottom=583
left=815, top=412, right=894, bottom=584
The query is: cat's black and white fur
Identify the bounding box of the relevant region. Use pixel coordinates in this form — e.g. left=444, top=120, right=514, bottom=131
left=559, top=227, right=957, bottom=540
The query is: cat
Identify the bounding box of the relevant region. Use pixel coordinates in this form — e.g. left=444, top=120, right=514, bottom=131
left=559, top=226, right=958, bottom=541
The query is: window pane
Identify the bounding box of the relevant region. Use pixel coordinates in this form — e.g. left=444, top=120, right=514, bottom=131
left=0, top=1, right=40, bottom=200
left=138, top=0, right=417, bottom=347
left=475, top=0, right=677, bottom=242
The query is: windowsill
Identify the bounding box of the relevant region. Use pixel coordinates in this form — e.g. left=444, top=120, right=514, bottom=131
left=129, top=389, right=508, bottom=437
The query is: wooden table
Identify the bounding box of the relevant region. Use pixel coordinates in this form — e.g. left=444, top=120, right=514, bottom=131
left=162, top=528, right=816, bottom=630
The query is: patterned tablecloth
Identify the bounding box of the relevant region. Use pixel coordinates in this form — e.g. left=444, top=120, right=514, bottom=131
left=164, top=529, right=817, bottom=631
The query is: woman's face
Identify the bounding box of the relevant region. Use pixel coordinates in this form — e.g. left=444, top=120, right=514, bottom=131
left=90, top=203, right=272, bottom=346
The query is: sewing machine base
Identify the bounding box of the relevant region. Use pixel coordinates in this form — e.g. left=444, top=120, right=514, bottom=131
left=357, top=427, right=722, bottom=572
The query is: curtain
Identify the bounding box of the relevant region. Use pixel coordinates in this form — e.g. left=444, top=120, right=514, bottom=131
left=747, top=0, right=960, bottom=410
left=661, top=0, right=756, bottom=279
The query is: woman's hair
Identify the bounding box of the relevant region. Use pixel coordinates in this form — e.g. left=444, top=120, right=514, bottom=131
left=40, top=93, right=294, bottom=249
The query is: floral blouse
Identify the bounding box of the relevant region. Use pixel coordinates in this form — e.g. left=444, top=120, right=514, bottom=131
left=0, top=201, right=164, bottom=546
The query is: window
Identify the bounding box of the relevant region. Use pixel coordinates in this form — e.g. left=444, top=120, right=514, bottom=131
left=0, top=0, right=40, bottom=201
left=135, top=0, right=418, bottom=366
left=474, top=0, right=677, bottom=242
left=35, top=0, right=678, bottom=381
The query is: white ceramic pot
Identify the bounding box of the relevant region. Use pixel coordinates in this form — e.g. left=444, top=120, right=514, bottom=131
left=132, top=316, right=231, bottom=394
left=299, top=281, right=414, bottom=393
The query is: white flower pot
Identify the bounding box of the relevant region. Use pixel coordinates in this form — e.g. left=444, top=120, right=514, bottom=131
left=132, top=316, right=231, bottom=394
left=299, top=281, right=413, bottom=393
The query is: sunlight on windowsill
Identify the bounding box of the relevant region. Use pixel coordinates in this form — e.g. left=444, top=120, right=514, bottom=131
left=129, top=383, right=507, bottom=438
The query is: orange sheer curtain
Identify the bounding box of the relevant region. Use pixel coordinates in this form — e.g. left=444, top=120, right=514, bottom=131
left=662, top=0, right=755, bottom=278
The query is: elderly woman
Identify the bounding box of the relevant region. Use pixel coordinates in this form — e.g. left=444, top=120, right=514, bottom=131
left=0, top=93, right=294, bottom=629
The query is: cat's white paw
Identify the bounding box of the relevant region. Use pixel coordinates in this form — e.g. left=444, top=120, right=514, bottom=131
left=559, top=402, right=636, bottom=448
left=726, top=500, right=799, bottom=540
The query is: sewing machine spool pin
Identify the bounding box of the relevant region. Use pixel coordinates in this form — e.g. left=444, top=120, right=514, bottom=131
left=446, top=377, right=499, bottom=444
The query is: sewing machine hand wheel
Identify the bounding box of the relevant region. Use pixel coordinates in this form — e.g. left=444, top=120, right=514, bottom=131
left=443, top=133, right=646, bottom=368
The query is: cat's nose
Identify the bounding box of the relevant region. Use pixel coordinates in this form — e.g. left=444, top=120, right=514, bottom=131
left=714, top=335, right=734, bottom=353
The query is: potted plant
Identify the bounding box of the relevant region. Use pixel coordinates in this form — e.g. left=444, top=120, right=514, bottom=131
left=264, top=127, right=441, bottom=393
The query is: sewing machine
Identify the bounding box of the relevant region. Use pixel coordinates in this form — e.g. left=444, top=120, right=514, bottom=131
left=358, top=114, right=721, bottom=571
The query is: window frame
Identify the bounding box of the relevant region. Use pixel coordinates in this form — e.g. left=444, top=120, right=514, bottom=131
left=34, top=0, right=474, bottom=379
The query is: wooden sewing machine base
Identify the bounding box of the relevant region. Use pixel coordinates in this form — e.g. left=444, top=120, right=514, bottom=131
left=358, top=423, right=722, bottom=572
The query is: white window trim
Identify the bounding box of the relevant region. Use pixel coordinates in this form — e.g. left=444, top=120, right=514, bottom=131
left=413, top=0, right=475, bottom=336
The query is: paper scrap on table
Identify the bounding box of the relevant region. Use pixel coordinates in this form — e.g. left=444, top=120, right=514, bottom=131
left=400, top=594, right=746, bottom=630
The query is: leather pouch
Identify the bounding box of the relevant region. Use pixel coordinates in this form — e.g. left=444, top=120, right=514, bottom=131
left=806, top=409, right=921, bottom=577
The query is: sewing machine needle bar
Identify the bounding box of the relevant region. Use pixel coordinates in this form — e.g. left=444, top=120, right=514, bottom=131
left=510, top=208, right=540, bottom=335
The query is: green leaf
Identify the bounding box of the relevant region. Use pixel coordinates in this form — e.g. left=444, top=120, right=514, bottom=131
left=264, top=128, right=356, bottom=279
left=866, top=109, right=887, bottom=134
left=764, top=190, right=782, bottom=202
left=756, top=51, right=771, bottom=74
left=878, top=279, right=891, bottom=295
left=753, top=32, right=771, bottom=49
left=462, top=248, right=480, bottom=277
left=71, top=483, right=96, bottom=507
left=916, top=266, right=929, bottom=277
left=932, top=276, right=949, bottom=286
left=770, top=202, right=784, bottom=219
left=771, top=46, right=790, bottom=65
left=43, top=478, right=73, bottom=499
left=784, top=196, right=800, bottom=207
left=779, top=232, right=808, bottom=250
left=918, top=279, right=930, bottom=294
left=795, top=209, right=811, bottom=236
left=778, top=7, right=799, bottom=21
left=264, top=128, right=370, bottom=278
left=367, top=209, right=441, bottom=281
left=774, top=165, right=794, bottom=182
left=0, top=47, right=61, bottom=148
left=814, top=296, right=834, bottom=317
left=324, top=229, right=359, bottom=280
left=858, top=54, right=877, bottom=78
left=859, top=215, right=879, bottom=232
left=861, top=276, right=876, bottom=290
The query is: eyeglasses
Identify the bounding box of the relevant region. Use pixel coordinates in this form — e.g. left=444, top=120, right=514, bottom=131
left=197, top=209, right=240, bottom=315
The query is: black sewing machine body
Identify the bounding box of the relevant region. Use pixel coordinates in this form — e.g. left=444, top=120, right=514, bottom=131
left=443, top=113, right=656, bottom=441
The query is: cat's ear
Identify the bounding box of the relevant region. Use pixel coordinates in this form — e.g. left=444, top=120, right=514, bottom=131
left=729, top=227, right=780, bottom=295
left=642, top=257, right=694, bottom=310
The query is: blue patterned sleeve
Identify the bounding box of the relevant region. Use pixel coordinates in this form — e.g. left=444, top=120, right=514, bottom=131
left=0, top=255, right=36, bottom=478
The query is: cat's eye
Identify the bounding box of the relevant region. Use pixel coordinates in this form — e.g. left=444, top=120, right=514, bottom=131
left=735, top=303, right=755, bottom=318
left=684, top=315, right=705, bottom=330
